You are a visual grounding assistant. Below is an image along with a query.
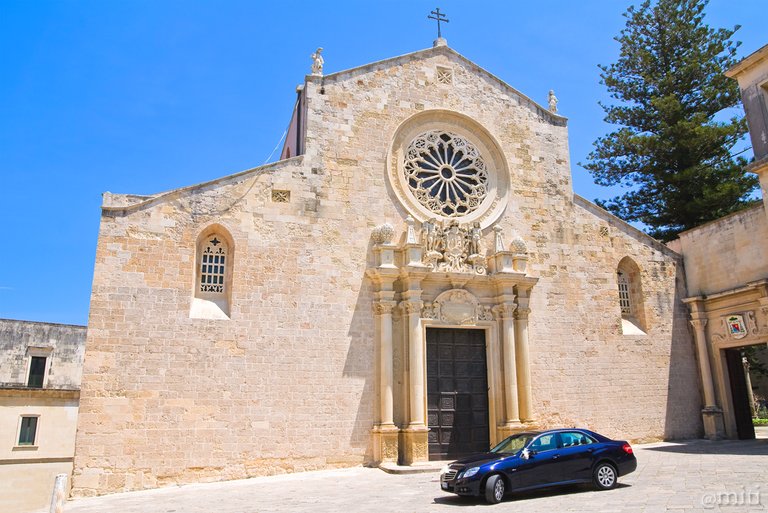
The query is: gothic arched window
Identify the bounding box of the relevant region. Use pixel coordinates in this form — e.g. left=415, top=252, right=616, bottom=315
left=617, top=257, right=646, bottom=335
left=191, top=227, right=234, bottom=320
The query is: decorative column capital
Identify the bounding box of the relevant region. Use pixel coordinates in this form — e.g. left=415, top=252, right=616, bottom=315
left=492, top=303, right=517, bottom=320
left=683, top=296, right=705, bottom=315
left=689, top=318, right=708, bottom=330
left=400, top=300, right=424, bottom=315
left=515, top=307, right=531, bottom=320
left=373, top=300, right=397, bottom=316
left=366, top=267, right=399, bottom=287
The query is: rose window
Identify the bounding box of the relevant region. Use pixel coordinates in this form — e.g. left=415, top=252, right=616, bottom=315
left=403, top=131, right=488, bottom=217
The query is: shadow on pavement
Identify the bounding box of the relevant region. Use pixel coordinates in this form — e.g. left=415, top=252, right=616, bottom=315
left=433, top=483, right=630, bottom=506
left=641, top=438, right=768, bottom=455
left=433, top=495, right=480, bottom=506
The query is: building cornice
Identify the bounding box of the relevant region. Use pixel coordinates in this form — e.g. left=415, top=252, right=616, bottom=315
left=725, top=43, right=768, bottom=78
left=0, top=387, right=80, bottom=399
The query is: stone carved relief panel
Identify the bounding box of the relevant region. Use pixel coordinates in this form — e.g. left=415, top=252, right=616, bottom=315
left=747, top=310, right=768, bottom=337
left=712, top=310, right=768, bottom=343
left=381, top=434, right=398, bottom=460
left=422, top=289, right=492, bottom=325
left=477, top=304, right=495, bottom=321
left=421, top=219, right=487, bottom=274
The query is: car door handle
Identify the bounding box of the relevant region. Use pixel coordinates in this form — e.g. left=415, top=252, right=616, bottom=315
left=552, top=455, right=560, bottom=460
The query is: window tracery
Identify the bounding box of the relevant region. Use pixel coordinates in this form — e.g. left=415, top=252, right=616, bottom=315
left=403, top=131, right=488, bottom=218
left=200, top=237, right=227, bottom=294
left=617, top=257, right=647, bottom=335
left=617, top=271, right=631, bottom=314
left=191, top=228, right=233, bottom=320
left=436, top=66, right=453, bottom=84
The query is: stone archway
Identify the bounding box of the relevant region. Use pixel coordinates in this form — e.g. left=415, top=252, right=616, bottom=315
left=686, top=281, right=768, bottom=440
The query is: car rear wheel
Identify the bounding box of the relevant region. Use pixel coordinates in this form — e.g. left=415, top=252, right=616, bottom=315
left=593, top=462, right=617, bottom=490
left=484, top=474, right=505, bottom=504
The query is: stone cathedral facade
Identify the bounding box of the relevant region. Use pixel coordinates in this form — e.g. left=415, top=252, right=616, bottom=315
left=72, top=41, right=702, bottom=496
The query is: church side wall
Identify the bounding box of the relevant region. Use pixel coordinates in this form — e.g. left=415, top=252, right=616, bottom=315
left=73, top=160, right=379, bottom=496
left=523, top=202, right=700, bottom=440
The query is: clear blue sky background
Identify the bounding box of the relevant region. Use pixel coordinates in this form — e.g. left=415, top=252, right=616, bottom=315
left=1, top=0, right=763, bottom=326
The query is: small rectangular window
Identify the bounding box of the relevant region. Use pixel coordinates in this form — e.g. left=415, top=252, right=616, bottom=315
left=18, top=416, right=38, bottom=446
left=27, top=356, right=46, bottom=388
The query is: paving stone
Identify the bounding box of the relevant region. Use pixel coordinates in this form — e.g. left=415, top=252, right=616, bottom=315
left=41, top=439, right=768, bottom=513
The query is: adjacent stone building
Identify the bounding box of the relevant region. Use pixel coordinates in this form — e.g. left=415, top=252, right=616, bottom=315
left=0, top=319, right=86, bottom=513
left=668, top=43, right=768, bottom=441
left=72, top=40, right=702, bottom=497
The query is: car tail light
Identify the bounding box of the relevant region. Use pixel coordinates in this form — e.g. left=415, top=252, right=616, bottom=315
left=622, top=443, right=633, bottom=455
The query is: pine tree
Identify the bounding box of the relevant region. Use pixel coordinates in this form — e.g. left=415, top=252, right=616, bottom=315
left=582, top=0, right=757, bottom=241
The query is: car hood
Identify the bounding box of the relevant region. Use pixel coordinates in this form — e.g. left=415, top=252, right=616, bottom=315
left=453, top=452, right=511, bottom=467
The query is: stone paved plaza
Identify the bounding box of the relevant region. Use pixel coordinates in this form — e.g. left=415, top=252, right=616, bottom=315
left=47, top=435, right=768, bottom=513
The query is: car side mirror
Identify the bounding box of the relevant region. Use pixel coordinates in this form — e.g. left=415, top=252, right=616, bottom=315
left=521, top=448, right=530, bottom=460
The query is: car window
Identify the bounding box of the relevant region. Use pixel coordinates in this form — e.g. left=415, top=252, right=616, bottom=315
left=491, top=434, right=534, bottom=454
left=529, top=433, right=557, bottom=452
left=558, top=431, right=597, bottom=448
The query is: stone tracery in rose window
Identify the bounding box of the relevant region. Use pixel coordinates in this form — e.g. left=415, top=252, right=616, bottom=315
left=403, top=131, right=488, bottom=217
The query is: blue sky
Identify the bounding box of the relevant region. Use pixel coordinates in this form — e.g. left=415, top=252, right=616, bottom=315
left=1, top=0, right=764, bottom=326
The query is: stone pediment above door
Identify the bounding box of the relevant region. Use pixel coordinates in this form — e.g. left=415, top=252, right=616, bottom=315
left=422, top=288, right=494, bottom=325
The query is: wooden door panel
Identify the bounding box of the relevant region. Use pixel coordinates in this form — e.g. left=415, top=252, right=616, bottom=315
left=427, top=328, right=489, bottom=460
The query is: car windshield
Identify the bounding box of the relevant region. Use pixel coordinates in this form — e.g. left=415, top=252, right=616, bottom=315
left=490, top=433, right=535, bottom=454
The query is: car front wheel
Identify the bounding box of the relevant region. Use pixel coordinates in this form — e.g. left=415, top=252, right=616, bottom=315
left=593, top=462, right=617, bottom=490
left=484, top=474, right=505, bottom=504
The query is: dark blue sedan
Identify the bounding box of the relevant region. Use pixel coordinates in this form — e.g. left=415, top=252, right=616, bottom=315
left=439, top=428, right=637, bottom=504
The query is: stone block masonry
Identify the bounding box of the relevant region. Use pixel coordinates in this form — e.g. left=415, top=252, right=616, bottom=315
left=72, top=44, right=701, bottom=496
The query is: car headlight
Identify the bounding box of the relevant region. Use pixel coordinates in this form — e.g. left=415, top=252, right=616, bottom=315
left=462, top=466, right=480, bottom=478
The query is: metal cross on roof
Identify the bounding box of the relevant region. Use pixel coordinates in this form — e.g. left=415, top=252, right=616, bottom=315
left=428, top=8, right=449, bottom=39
